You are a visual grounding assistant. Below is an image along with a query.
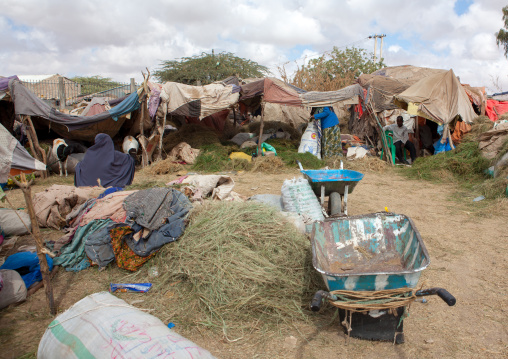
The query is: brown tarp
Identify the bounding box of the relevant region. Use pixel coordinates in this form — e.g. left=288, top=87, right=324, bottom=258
left=394, top=69, right=477, bottom=125
left=357, top=75, right=410, bottom=112
left=477, top=122, right=508, bottom=159
left=240, top=78, right=302, bottom=107
left=358, top=65, right=448, bottom=112
left=160, top=81, right=239, bottom=119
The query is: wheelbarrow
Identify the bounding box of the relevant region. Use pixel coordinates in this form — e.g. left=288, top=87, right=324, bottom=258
left=308, top=212, right=456, bottom=343
left=298, top=161, right=364, bottom=216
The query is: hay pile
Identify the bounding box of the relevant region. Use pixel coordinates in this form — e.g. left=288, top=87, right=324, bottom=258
left=140, top=157, right=185, bottom=175
left=163, top=124, right=221, bottom=152
left=251, top=156, right=285, bottom=173
left=465, top=115, right=494, bottom=140
left=344, top=156, right=389, bottom=173
left=149, top=201, right=321, bottom=336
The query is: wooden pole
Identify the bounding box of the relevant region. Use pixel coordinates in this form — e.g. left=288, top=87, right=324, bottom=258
left=257, top=100, right=265, bottom=157
left=368, top=100, right=393, bottom=166
left=9, top=175, right=56, bottom=315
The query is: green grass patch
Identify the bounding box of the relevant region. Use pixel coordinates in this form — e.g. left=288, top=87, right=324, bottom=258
left=401, top=141, right=507, bottom=199
left=191, top=140, right=326, bottom=172
left=264, top=139, right=326, bottom=169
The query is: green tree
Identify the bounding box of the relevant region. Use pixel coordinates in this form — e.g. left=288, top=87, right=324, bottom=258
left=287, top=47, right=384, bottom=92
left=71, top=76, right=123, bottom=95
left=496, top=5, right=508, bottom=57
left=154, top=51, right=269, bottom=85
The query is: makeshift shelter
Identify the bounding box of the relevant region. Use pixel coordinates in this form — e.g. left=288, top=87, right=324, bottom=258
left=1, top=78, right=143, bottom=142
left=0, top=122, right=46, bottom=184
left=394, top=69, right=478, bottom=146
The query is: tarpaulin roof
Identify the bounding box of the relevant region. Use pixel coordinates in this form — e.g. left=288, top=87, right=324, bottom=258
left=0, top=123, right=46, bottom=183
left=358, top=66, right=448, bottom=113
left=301, top=84, right=363, bottom=107
left=394, top=69, right=477, bottom=125
left=240, top=78, right=302, bottom=106
left=160, top=81, right=239, bottom=118
left=369, top=65, right=447, bottom=85
left=7, top=79, right=140, bottom=131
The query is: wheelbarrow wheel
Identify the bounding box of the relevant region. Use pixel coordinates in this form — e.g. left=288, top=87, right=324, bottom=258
left=329, top=192, right=342, bottom=216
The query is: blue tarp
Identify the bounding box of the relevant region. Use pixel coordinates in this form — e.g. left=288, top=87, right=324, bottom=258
left=0, top=251, right=54, bottom=288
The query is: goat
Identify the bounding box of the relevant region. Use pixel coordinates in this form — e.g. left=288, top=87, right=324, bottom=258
left=52, top=139, right=83, bottom=176
left=122, top=136, right=139, bottom=161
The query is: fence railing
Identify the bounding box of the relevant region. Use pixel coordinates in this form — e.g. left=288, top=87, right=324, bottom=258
left=20, top=77, right=138, bottom=108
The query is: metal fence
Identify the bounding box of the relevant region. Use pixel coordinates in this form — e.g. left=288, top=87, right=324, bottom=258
left=20, top=77, right=138, bottom=108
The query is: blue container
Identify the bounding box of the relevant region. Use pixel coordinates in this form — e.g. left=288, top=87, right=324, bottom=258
left=301, top=169, right=364, bottom=196
left=310, top=213, right=430, bottom=291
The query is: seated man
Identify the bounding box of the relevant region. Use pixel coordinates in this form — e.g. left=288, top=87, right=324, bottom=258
left=383, top=116, right=416, bottom=164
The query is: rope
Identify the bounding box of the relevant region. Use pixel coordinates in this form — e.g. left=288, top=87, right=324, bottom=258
left=328, top=288, right=416, bottom=313
left=329, top=288, right=415, bottom=344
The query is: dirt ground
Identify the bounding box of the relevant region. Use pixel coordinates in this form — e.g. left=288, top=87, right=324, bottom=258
left=0, top=165, right=507, bottom=358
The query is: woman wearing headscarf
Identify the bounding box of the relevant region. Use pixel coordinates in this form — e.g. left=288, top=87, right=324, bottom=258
left=75, top=133, right=135, bottom=187
left=310, top=107, right=343, bottom=158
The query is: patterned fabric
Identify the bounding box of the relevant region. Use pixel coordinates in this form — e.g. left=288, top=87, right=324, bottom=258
left=322, top=124, right=343, bottom=158
left=110, top=226, right=156, bottom=272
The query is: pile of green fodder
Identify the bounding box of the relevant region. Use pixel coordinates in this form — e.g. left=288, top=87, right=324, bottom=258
left=403, top=138, right=508, bottom=198
left=191, top=143, right=253, bottom=172
left=149, top=201, right=322, bottom=337
left=264, top=139, right=326, bottom=169
left=162, top=124, right=221, bottom=152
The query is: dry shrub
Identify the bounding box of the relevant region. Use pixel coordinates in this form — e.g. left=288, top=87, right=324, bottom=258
left=251, top=156, right=285, bottom=173
left=162, top=124, right=221, bottom=152
left=140, top=156, right=185, bottom=175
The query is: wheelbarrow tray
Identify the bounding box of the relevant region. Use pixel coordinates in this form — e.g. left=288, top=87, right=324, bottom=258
left=310, top=213, right=430, bottom=291
left=301, top=169, right=364, bottom=196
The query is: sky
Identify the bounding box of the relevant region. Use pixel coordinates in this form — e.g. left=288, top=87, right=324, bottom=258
left=1, top=0, right=508, bottom=94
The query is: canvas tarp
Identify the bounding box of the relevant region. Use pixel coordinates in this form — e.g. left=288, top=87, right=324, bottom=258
left=301, top=84, right=363, bottom=107
left=7, top=79, right=140, bottom=131
left=358, top=65, right=448, bottom=113
left=357, top=74, right=411, bottom=112
left=0, top=123, right=46, bottom=183
left=240, top=78, right=302, bottom=107
left=394, top=69, right=477, bottom=125
left=477, top=122, right=508, bottom=159
left=160, top=81, right=239, bottom=119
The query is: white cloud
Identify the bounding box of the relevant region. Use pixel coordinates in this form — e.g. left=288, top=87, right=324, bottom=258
left=0, top=0, right=508, bottom=92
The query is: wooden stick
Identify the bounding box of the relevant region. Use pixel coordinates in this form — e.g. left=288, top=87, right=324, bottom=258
left=9, top=175, right=56, bottom=315
left=368, top=100, right=393, bottom=166
left=257, top=100, right=265, bottom=157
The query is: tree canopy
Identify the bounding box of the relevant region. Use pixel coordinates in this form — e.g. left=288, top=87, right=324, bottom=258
left=71, top=76, right=123, bottom=95
left=496, top=5, right=508, bottom=57
left=283, top=47, right=384, bottom=92
left=154, top=51, right=270, bottom=85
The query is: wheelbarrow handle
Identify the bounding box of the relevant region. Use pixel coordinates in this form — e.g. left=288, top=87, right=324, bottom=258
left=415, top=288, right=456, bottom=306
left=310, top=290, right=338, bottom=312
left=296, top=160, right=304, bottom=171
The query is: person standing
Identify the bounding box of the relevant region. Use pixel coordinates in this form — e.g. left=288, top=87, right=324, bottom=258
left=310, top=107, right=342, bottom=158
left=383, top=116, right=416, bottom=164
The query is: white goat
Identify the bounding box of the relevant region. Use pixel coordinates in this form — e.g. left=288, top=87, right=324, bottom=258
left=122, top=136, right=139, bottom=160
left=52, top=139, right=69, bottom=177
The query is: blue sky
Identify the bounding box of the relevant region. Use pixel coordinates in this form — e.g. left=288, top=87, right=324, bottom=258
left=1, top=0, right=508, bottom=93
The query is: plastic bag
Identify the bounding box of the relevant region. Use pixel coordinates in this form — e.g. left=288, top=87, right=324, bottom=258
left=281, top=178, right=324, bottom=222
left=38, top=292, right=216, bottom=359
left=298, top=121, right=321, bottom=159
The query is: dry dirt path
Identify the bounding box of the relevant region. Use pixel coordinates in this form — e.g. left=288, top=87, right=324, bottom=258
left=0, top=168, right=507, bottom=358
